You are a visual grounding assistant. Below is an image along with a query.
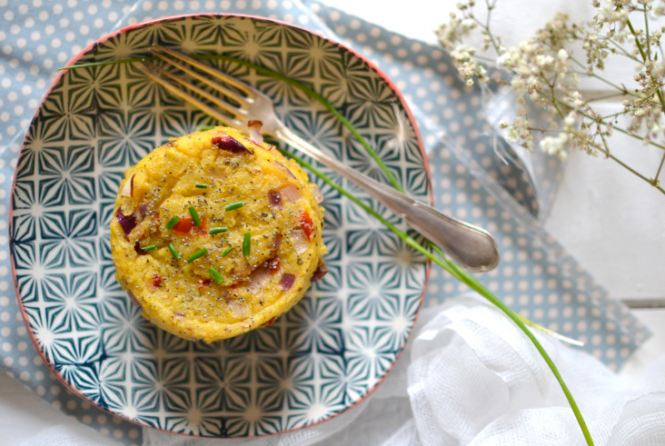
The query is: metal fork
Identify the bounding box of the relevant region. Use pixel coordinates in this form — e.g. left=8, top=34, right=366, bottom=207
left=137, top=45, right=500, bottom=272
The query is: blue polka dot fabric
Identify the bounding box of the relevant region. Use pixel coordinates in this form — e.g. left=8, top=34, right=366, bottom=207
left=0, top=0, right=650, bottom=444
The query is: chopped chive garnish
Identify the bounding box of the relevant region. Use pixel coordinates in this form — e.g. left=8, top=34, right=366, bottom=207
left=196, top=125, right=216, bottom=132
left=165, top=216, right=180, bottom=230
left=168, top=243, right=181, bottom=260
left=221, top=247, right=234, bottom=257
left=225, top=201, right=244, bottom=211
left=141, top=244, right=157, bottom=251
left=187, top=248, right=208, bottom=263
left=189, top=206, right=201, bottom=226
left=208, top=267, right=223, bottom=285
left=209, top=227, right=228, bottom=235
left=195, top=184, right=209, bottom=188
left=243, top=233, right=251, bottom=257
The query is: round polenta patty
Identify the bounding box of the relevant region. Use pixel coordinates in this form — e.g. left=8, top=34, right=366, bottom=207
left=110, top=126, right=327, bottom=342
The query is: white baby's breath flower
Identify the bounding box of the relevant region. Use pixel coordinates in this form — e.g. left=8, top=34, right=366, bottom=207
left=437, top=0, right=665, bottom=195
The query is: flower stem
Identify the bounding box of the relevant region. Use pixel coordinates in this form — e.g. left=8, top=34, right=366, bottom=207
left=627, top=18, right=665, bottom=113
left=645, top=8, right=651, bottom=61
left=653, top=151, right=665, bottom=185
left=627, top=19, right=647, bottom=61
left=602, top=37, right=643, bottom=64
left=591, top=141, right=665, bottom=194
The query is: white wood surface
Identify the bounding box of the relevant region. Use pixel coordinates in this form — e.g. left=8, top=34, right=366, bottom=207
left=1, top=1, right=664, bottom=444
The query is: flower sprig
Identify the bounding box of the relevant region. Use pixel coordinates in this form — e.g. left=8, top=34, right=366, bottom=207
left=438, top=0, right=665, bottom=194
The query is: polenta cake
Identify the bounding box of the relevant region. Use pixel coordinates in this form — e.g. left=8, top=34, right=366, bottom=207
left=110, top=126, right=327, bottom=342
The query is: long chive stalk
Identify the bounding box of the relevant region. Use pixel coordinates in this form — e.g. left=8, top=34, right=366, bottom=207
left=59, top=55, right=403, bottom=192
left=61, top=55, right=593, bottom=445
left=281, top=149, right=594, bottom=446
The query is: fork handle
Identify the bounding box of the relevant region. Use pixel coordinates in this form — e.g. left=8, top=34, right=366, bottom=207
left=275, top=128, right=500, bottom=272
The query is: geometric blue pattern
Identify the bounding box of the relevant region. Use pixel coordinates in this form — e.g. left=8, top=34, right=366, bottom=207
left=10, top=15, right=429, bottom=438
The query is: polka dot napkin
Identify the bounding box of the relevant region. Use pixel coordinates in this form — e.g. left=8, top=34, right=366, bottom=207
left=0, top=0, right=649, bottom=445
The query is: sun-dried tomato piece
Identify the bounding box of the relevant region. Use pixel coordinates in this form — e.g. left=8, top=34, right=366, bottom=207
left=300, top=211, right=315, bottom=241
left=263, top=257, right=281, bottom=275
left=262, top=317, right=276, bottom=327
left=151, top=275, right=162, bottom=287
left=198, top=278, right=212, bottom=291
left=173, top=217, right=207, bottom=235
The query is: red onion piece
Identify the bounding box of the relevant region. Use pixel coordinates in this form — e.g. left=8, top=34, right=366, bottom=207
left=290, top=229, right=309, bottom=255
left=228, top=299, right=250, bottom=319
left=281, top=184, right=303, bottom=203
left=248, top=266, right=271, bottom=292
left=247, top=120, right=264, bottom=144
left=311, top=261, right=328, bottom=283
left=268, top=189, right=282, bottom=209
left=211, top=135, right=251, bottom=154
left=139, top=203, right=149, bottom=218
left=273, top=233, right=282, bottom=250
left=115, top=208, right=137, bottom=236
left=273, top=161, right=296, bottom=179
left=134, top=242, right=148, bottom=256
left=119, top=174, right=135, bottom=198
left=280, top=273, right=295, bottom=291
left=311, top=184, right=324, bottom=203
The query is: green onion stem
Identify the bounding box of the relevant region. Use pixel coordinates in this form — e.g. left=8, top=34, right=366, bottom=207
left=195, top=183, right=210, bottom=188
left=189, top=206, right=202, bottom=226
left=187, top=248, right=208, bottom=263
left=60, top=55, right=593, bottom=446
left=221, top=247, right=234, bottom=257
left=168, top=242, right=181, bottom=260
left=59, top=55, right=403, bottom=192
left=208, top=267, right=224, bottom=285
left=280, top=149, right=595, bottom=446
left=243, top=233, right=251, bottom=257
left=141, top=244, right=157, bottom=251
left=209, top=227, right=228, bottom=235
left=165, top=216, right=180, bottom=230
left=225, top=201, right=244, bottom=211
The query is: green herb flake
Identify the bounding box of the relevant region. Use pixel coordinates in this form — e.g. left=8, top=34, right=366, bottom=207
left=189, top=206, right=202, bottom=226
left=225, top=201, right=244, bottom=211
left=195, top=184, right=210, bottom=189
left=168, top=243, right=181, bottom=260
left=221, top=247, right=234, bottom=257
left=208, top=267, right=224, bottom=285
left=165, top=216, right=181, bottom=230
left=243, top=233, right=251, bottom=257
left=196, top=125, right=216, bottom=132
left=209, top=227, right=228, bottom=235
left=141, top=244, right=157, bottom=251
left=187, top=248, right=208, bottom=263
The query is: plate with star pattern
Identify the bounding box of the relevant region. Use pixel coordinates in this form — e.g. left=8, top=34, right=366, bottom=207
left=9, top=14, right=431, bottom=437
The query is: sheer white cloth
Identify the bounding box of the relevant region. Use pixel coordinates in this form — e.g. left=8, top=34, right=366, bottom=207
left=20, top=295, right=665, bottom=446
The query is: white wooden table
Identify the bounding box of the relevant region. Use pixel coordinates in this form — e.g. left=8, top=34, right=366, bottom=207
left=1, top=1, right=664, bottom=444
